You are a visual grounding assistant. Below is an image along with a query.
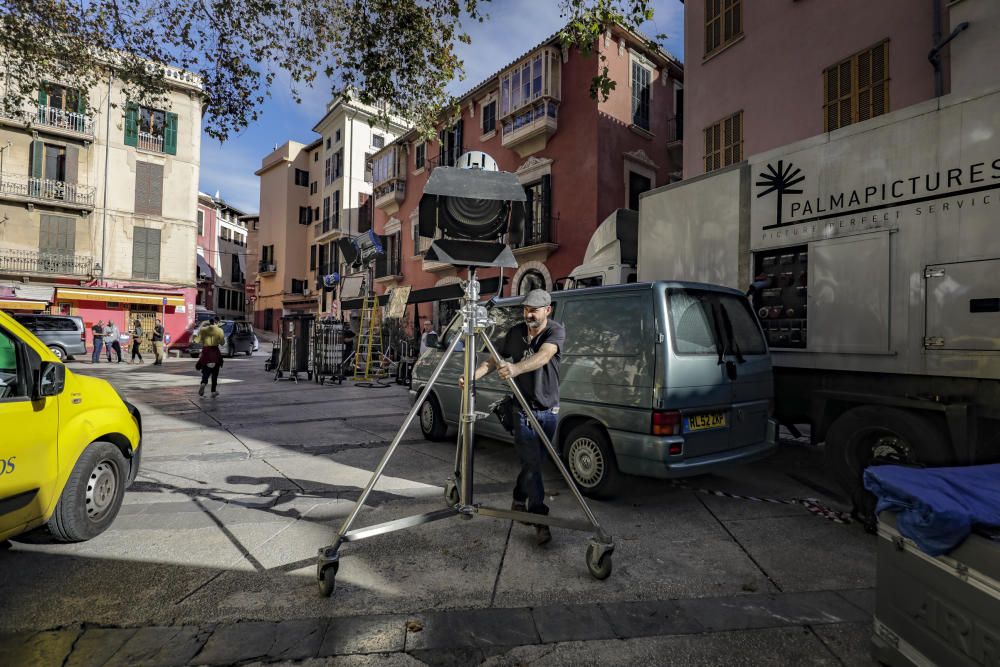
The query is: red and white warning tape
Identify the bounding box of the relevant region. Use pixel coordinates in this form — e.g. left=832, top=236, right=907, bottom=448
left=671, top=481, right=854, bottom=525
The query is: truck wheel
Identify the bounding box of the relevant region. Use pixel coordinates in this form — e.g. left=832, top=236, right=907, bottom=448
left=824, top=406, right=947, bottom=520
left=562, top=423, right=622, bottom=499
left=47, top=442, right=128, bottom=542
left=419, top=395, right=448, bottom=441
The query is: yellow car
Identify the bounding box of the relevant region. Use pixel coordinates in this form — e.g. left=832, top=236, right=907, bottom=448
left=0, top=310, right=141, bottom=542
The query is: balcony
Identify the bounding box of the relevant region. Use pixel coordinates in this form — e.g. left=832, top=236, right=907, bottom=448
left=258, top=260, right=277, bottom=275
left=500, top=100, right=558, bottom=157
left=0, top=173, right=96, bottom=210
left=374, top=245, right=402, bottom=281
left=666, top=116, right=683, bottom=146
left=0, top=105, right=95, bottom=139
left=138, top=131, right=164, bottom=153
left=373, top=178, right=405, bottom=213
left=0, top=248, right=93, bottom=277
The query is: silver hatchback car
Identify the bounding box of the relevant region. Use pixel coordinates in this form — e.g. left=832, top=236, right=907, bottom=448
left=410, top=281, right=778, bottom=498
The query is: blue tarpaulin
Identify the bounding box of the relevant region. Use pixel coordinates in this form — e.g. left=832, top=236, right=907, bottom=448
left=864, top=464, right=1000, bottom=556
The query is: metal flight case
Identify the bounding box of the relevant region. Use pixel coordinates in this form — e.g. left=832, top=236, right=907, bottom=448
left=313, top=320, right=348, bottom=385
left=274, top=314, right=315, bottom=383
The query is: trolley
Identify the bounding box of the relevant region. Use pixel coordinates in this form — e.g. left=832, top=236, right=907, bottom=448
left=274, top=314, right=315, bottom=382
left=313, top=321, right=349, bottom=385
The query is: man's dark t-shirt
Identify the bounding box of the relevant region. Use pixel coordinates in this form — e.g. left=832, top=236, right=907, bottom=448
left=501, top=320, right=565, bottom=409
left=152, top=325, right=164, bottom=342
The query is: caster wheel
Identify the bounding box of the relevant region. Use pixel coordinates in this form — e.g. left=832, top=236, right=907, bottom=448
left=445, top=481, right=460, bottom=506
left=586, top=543, right=613, bottom=580
left=318, top=562, right=339, bottom=597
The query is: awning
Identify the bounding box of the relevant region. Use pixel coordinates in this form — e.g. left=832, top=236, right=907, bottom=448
left=341, top=277, right=506, bottom=311
left=0, top=299, right=47, bottom=311
left=57, top=287, right=186, bottom=307
left=197, top=254, right=214, bottom=280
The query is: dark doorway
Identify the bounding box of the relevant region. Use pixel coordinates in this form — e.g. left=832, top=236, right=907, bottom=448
left=628, top=171, right=652, bottom=211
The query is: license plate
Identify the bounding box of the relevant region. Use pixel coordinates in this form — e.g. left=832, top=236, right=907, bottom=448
left=684, top=412, right=728, bottom=432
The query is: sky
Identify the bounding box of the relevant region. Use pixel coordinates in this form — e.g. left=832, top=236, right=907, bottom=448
left=198, top=0, right=685, bottom=214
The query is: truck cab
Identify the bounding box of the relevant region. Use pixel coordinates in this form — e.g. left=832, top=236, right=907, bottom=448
left=0, top=311, right=141, bottom=543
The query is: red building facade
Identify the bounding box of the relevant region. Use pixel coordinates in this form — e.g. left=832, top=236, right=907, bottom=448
left=368, top=24, right=683, bottom=332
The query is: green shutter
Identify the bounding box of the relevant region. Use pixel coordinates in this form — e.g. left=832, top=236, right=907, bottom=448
left=37, top=84, right=48, bottom=123
left=164, top=112, right=178, bottom=155
left=124, top=102, right=138, bottom=147
left=132, top=227, right=147, bottom=278
left=76, top=88, right=86, bottom=115
left=30, top=140, right=44, bottom=179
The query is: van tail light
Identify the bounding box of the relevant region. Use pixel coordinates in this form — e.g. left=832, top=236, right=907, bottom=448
left=652, top=410, right=682, bottom=436
left=80, top=330, right=86, bottom=342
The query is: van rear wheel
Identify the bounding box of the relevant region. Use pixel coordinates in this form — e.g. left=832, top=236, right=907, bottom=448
left=420, top=395, right=448, bottom=441
left=48, top=442, right=128, bottom=542
left=563, top=423, right=621, bottom=499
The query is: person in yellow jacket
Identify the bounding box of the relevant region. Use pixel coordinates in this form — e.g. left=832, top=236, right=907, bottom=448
left=194, top=318, right=226, bottom=397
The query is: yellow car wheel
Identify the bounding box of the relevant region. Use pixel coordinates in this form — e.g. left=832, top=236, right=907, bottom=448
left=48, top=442, right=128, bottom=542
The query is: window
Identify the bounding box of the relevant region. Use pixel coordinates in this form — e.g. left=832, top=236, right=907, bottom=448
left=294, top=169, right=309, bottom=186
left=325, top=157, right=332, bottom=185
left=520, top=175, right=551, bottom=247
left=482, top=100, right=497, bottom=134
left=290, top=279, right=305, bottom=295
left=499, top=50, right=556, bottom=118
left=39, top=215, right=75, bottom=270
left=43, top=144, right=67, bottom=182
left=335, top=129, right=341, bottom=143
left=562, top=296, right=643, bottom=357
left=314, top=152, right=319, bottom=162
left=314, top=206, right=320, bottom=222
left=197, top=210, right=204, bottom=235
left=41, top=83, right=82, bottom=114
left=310, top=181, right=317, bottom=195
left=132, top=226, right=161, bottom=279
left=628, top=171, right=652, bottom=210
left=668, top=288, right=766, bottom=356
left=414, top=142, right=425, bottom=170
left=231, top=254, right=242, bottom=283
left=298, top=206, right=312, bottom=225
left=310, top=244, right=317, bottom=270
left=372, top=151, right=395, bottom=184
left=438, top=121, right=463, bottom=168
left=334, top=149, right=343, bottom=179
left=516, top=269, right=546, bottom=296
left=333, top=190, right=340, bottom=229
left=134, top=161, right=164, bottom=216
left=704, top=111, right=743, bottom=173
left=364, top=153, right=374, bottom=183
left=124, top=103, right=177, bottom=154
left=705, top=0, right=742, bottom=56
left=325, top=137, right=331, bottom=150
left=824, top=41, right=890, bottom=132
left=372, top=133, right=385, bottom=149
left=358, top=193, right=372, bottom=233
left=261, top=244, right=274, bottom=267
left=322, top=196, right=331, bottom=232
left=631, top=61, right=651, bottom=130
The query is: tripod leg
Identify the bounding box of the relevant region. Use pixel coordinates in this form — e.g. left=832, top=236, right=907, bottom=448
left=480, top=335, right=612, bottom=544
left=322, top=330, right=465, bottom=549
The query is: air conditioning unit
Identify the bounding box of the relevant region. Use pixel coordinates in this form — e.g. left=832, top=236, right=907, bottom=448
left=302, top=288, right=312, bottom=296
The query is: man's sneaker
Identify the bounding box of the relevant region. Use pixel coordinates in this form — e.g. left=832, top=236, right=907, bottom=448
left=211, top=390, right=219, bottom=397
left=534, top=525, right=552, bottom=546
left=198, top=384, right=206, bottom=397
left=511, top=500, right=530, bottom=525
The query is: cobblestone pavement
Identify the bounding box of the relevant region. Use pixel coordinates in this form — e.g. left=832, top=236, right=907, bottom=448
left=0, top=354, right=879, bottom=665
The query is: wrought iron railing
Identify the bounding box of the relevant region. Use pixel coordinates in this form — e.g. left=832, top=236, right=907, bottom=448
left=258, top=260, right=277, bottom=273
left=373, top=178, right=405, bottom=201
left=425, top=145, right=465, bottom=174
left=0, top=248, right=93, bottom=276
left=0, top=105, right=95, bottom=136
left=512, top=213, right=554, bottom=248
left=0, top=172, right=96, bottom=207
left=666, top=116, right=683, bottom=143
left=138, top=131, right=164, bottom=152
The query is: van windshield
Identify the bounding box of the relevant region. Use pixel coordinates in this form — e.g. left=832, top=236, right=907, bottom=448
left=667, top=288, right=766, bottom=357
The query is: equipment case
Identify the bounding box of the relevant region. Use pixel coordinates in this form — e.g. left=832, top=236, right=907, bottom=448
left=873, top=512, right=1000, bottom=667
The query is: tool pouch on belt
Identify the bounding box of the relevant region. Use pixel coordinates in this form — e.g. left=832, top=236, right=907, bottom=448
left=490, top=395, right=519, bottom=434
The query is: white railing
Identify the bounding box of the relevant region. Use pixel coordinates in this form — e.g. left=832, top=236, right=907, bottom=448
left=36, top=106, right=94, bottom=136
left=0, top=172, right=96, bottom=207
left=138, top=131, right=164, bottom=152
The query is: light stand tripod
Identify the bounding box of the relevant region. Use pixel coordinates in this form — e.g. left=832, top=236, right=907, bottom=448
left=315, top=267, right=615, bottom=596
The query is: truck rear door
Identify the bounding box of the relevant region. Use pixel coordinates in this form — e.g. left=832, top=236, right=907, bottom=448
left=924, top=258, right=1000, bottom=351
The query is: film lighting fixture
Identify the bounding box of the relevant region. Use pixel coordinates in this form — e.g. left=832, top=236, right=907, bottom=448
left=336, top=229, right=385, bottom=270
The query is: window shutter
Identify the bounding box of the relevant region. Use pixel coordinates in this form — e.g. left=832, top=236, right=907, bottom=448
left=164, top=112, right=178, bottom=155
left=146, top=228, right=161, bottom=279
left=77, top=89, right=86, bottom=114
left=540, top=174, right=552, bottom=242
left=438, top=130, right=446, bottom=166
left=64, top=145, right=79, bottom=184
left=58, top=216, right=75, bottom=254
left=148, top=163, right=163, bottom=216
left=38, top=84, right=48, bottom=109
left=455, top=120, right=464, bottom=163
left=124, top=103, right=139, bottom=147
left=132, top=227, right=147, bottom=277
left=39, top=216, right=54, bottom=253
left=30, top=140, right=44, bottom=179
left=134, top=163, right=149, bottom=213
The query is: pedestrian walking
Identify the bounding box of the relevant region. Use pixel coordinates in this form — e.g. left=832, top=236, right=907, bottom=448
left=129, top=318, right=145, bottom=364
left=461, top=289, right=564, bottom=545
left=152, top=319, right=165, bottom=365
left=418, top=318, right=438, bottom=356
left=91, top=320, right=105, bottom=363
left=194, top=318, right=225, bottom=397
left=105, top=321, right=123, bottom=363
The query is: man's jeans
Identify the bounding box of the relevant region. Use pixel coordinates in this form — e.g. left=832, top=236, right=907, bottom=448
left=512, top=407, right=558, bottom=516
left=91, top=337, right=103, bottom=363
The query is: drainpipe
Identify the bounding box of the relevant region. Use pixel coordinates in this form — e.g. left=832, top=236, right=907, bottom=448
left=99, top=69, right=113, bottom=285
left=928, top=0, right=970, bottom=97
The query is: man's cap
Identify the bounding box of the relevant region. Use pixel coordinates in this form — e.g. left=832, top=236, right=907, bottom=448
left=522, top=289, right=551, bottom=308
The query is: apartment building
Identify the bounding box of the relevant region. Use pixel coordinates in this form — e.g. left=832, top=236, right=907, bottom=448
left=252, top=97, right=408, bottom=332
left=196, top=191, right=250, bottom=320
left=0, top=66, right=201, bottom=343
left=681, top=0, right=963, bottom=178
left=366, top=23, right=683, bottom=331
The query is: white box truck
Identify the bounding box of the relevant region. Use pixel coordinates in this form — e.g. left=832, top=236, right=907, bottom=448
left=582, top=84, right=1000, bottom=521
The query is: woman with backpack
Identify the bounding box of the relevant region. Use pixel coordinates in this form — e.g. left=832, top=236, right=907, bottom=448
left=129, top=318, right=145, bottom=364
left=194, top=318, right=225, bottom=397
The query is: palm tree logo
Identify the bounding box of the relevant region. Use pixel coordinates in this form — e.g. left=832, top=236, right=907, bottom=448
left=756, top=160, right=804, bottom=227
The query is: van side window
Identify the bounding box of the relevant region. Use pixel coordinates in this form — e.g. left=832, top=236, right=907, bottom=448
left=562, top=296, right=642, bottom=356
left=0, top=329, right=24, bottom=399
left=717, top=295, right=767, bottom=355
left=668, top=289, right=767, bottom=356
left=668, top=291, right=717, bottom=355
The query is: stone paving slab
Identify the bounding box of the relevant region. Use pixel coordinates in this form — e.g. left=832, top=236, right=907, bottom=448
left=0, top=592, right=877, bottom=666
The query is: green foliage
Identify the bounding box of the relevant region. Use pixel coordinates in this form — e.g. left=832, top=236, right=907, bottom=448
left=0, top=0, right=666, bottom=142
